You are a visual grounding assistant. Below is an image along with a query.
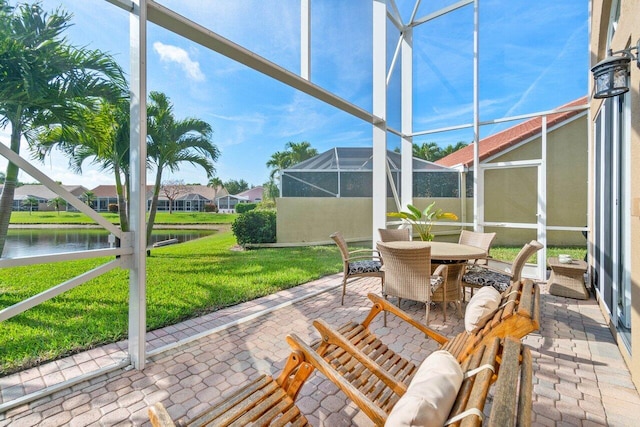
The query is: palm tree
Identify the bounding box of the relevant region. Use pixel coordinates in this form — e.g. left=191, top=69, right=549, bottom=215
left=22, top=196, right=39, bottom=215
left=0, top=2, right=125, bottom=254
left=412, top=142, right=441, bottom=161
left=48, top=196, right=66, bottom=215
left=83, top=191, right=96, bottom=209
left=266, top=151, right=293, bottom=179
left=207, top=177, right=224, bottom=200
left=207, top=177, right=223, bottom=188
left=34, top=96, right=131, bottom=230
left=286, top=141, right=317, bottom=163
left=146, top=91, right=220, bottom=243
left=439, top=141, right=468, bottom=157
left=266, top=141, right=317, bottom=179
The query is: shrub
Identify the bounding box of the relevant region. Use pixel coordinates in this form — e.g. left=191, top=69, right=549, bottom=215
left=108, top=203, right=119, bottom=213
left=257, top=200, right=276, bottom=210
left=232, top=210, right=276, bottom=245
left=235, top=203, right=257, bottom=214
left=204, top=203, right=218, bottom=213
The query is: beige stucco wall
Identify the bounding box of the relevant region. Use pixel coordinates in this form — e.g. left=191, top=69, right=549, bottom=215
left=275, top=197, right=463, bottom=243
left=482, top=115, right=588, bottom=246
left=590, top=0, right=640, bottom=389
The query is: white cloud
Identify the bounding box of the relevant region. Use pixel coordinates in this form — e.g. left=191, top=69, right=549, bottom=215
left=153, top=42, right=205, bottom=82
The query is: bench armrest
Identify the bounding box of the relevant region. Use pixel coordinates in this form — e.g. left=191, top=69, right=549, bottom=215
left=361, top=293, right=448, bottom=345
left=286, top=333, right=388, bottom=426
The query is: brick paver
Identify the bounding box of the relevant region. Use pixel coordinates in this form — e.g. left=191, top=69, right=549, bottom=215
left=1, top=274, right=639, bottom=426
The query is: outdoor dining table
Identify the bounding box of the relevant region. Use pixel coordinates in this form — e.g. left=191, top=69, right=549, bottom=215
left=377, top=241, right=487, bottom=316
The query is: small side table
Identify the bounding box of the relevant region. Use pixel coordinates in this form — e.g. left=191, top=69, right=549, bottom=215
left=548, top=257, right=589, bottom=299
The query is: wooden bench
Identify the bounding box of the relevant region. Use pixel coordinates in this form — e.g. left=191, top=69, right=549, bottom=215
left=289, top=333, right=532, bottom=426
left=312, top=278, right=539, bottom=403
left=148, top=280, right=538, bottom=427
left=148, top=350, right=314, bottom=427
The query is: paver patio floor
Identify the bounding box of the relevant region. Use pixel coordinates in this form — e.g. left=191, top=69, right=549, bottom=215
left=1, top=274, right=639, bottom=426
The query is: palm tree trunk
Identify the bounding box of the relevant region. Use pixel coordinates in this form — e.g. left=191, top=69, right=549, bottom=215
left=0, top=121, right=23, bottom=256
left=114, top=163, right=129, bottom=232
left=146, top=168, right=163, bottom=244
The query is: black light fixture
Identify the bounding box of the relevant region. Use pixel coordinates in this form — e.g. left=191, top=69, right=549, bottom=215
left=591, top=39, right=640, bottom=99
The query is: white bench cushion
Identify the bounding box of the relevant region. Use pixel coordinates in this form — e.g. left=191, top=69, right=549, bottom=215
left=385, top=350, right=463, bottom=427
left=464, top=286, right=502, bottom=333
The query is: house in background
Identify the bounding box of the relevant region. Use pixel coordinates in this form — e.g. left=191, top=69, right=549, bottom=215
left=3, top=184, right=88, bottom=211
left=91, top=184, right=227, bottom=213
left=216, top=186, right=263, bottom=213
left=153, top=185, right=226, bottom=212
left=436, top=96, right=588, bottom=246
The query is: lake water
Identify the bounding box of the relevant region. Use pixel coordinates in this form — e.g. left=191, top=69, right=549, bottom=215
left=3, top=228, right=216, bottom=258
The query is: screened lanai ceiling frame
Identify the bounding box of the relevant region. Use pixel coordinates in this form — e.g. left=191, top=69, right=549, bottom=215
left=0, top=0, right=589, bottom=412
left=280, top=147, right=459, bottom=199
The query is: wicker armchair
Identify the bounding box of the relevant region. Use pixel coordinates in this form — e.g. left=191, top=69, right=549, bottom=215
left=376, top=241, right=447, bottom=324
left=330, top=232, right=384, bottom=305
left=462, top=239, right=543, bottom=298
left=458, top=230, right=496, bottom=265
left=378, top=227, right=411, bottom=242
left=458, top=230, right=497, bottom=301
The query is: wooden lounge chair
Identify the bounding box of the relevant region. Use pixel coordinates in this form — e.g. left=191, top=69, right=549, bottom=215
left=148, top=350, right=314, bottom=426
left=313, top=278, right=539, bottom=393
left=288, top=333, right=532, bottom=426
left=330, top=231, right=384, bottom=305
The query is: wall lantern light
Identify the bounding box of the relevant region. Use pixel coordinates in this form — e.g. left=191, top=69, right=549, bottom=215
left=591, top=40, right=640, bottom=99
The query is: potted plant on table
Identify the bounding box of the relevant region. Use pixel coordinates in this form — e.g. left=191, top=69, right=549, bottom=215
left=387, top=202, right=459, bottom=241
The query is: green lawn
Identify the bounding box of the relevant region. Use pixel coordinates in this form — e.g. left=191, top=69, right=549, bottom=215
left=9, top=211, right=237, bottom=225
left=0, top=226, right=587, bottom=376
left=0, top=230, right=342, bottom=375
left=491, top=246, right=586, bottom=264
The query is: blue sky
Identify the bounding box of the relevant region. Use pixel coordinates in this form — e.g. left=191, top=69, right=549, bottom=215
left=1, top=0, right=589, bottom=189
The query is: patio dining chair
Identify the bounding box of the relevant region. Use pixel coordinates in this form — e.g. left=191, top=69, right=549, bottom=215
left=458, top=230, right=497, bottom=301
left=330, top=232, right=384, bottom=305
left=458, top=229, right=497, bottom=265
left=378, top=227, right=411, bottom=242
left=462, top=239, right=543, bottom=299
left=376, top=241, right=447, bottom=324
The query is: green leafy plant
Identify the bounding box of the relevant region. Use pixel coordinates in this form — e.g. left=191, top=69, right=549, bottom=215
left=232, top=210, right=276, bottom=245
left=387, top=202, right=458, bottom=241
left=236, top=203, right=257, bottom=214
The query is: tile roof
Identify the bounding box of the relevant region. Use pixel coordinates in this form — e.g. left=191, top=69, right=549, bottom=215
left=436, top=97, right=588, bottom=168
left=9, top=184, right=89, bottom=200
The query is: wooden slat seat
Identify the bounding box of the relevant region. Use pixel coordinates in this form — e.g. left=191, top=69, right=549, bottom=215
left=148, top=351, right=313, bottom=427
left=313, top=279, right=539, bottom=393
left=289, top=333, right=532, bottom=427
